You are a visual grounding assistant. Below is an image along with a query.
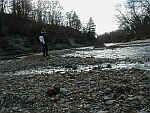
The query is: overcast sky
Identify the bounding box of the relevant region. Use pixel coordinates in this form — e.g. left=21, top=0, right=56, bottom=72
left=58, top=0, right=124, bottom=35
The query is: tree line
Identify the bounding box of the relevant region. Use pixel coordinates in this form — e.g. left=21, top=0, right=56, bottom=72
left=98, top=0, right=150, bottom=43
left=0, top=0, right=96, bottom=38
left=2, top=0, right=149, bottom=47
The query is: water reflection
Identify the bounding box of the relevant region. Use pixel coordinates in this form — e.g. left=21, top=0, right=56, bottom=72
left=64, top=44, right=150, bottom=59
left=12, top=65, right=97, bottom=75
left=62, top=43, right=150, bottom=71
left=2, top=43, right=150, bottom=76
left=14, top=67, right=67, bottom=75
left=12, top=61, right=150, bottom=76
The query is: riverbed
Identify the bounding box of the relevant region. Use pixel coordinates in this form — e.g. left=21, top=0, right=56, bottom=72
left=0, top=41, right=150, bottom=113
left=3, top=41, right=149, bottom=76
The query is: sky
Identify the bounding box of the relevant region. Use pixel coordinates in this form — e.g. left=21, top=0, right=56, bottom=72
left=58, top=0, right=124, bottom=35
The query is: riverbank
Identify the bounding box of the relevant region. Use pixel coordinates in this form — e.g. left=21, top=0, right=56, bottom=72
left=0, top=48, right=150, bottom=113
left=105, top=39, right=150, bottom=49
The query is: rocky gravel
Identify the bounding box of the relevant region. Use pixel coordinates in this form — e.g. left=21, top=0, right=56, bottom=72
left=0, top=49, right=150, bottom=113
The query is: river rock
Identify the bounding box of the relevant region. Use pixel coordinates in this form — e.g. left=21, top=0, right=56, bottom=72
left=105, top=100, right=115, bottom=105
left=60, top=88, right=68, bottom=96
left=24, top=95, right=36, bottom=104
left=143, top=71, right=150, bottom=81
left=106, top=64, right=112, bottom=68
left=69, top=111, right=83, bottom=113
left=47, top=84, right=60, bottom=97
left=103, top=96, right=112, bottom=100
left=0, top=47, right=150, bottom=113
left=104, top=88, right=112, bottom=94
left=127, top=96, right=144, bottom=102
left=97, top=110, right=108, bottom=113
left=139, top=111, right=150, bottom=113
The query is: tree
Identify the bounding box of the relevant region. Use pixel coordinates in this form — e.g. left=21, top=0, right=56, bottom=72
left=116, top=0, right=150, bottom=35
left=12, top=0, right=16, bottom=14
left=87, top=17, right=96, bottom=36
left=72, top=11, right=81, bottom=30
left=33, top=0, right=63, bottom=25
left=66, top=11, right=81, bottom=30
left=11, top=0, right=32, bottom=17
left=66, top=11, right=73, bottom=26
left=47, top=0, right=63, bottom=25
left=36, top=0, right=42, bottom=22
left=84, top=17, right=96, bottom=43
left=0, top=0, right=8, bottom=13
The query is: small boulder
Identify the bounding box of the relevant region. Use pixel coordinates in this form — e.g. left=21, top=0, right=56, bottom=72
left=97, top=110, right=108, bottom=113
left=47, top=84, right=60, bottom=97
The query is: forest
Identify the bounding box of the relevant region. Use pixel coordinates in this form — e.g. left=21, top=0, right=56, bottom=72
left=1, top=0, right=150, bottom=55
left=98, top=0, right=150, bottom=43
left=0, top=0, right=96, bottom=56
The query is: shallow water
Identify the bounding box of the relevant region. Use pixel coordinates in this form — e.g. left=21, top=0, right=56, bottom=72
left=2, top=42, right=150, bottom=76
left=11, top=65, right=98, bottom=76
left=64, top=43, right=150, bottom=59
left=63, top=43, right=150, bottom=71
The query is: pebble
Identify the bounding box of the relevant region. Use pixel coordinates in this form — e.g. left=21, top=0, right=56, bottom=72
left=104, top=88, right=112, bottom=94
left=97, top=110, right=108, bottom=113
left=105, top=100, right=115, bottom=105
left=0, top=49, right=149, bottom=113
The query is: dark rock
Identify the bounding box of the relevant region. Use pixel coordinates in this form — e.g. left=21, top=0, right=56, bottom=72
left=124, top=108, right=138, bottom=113
left=47, top=84, right=60, bottom=97
left=106, top=64, right=112, bottom=68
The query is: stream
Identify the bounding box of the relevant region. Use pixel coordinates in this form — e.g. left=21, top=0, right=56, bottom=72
left=1, top=42, right=150, bottom=76
left=63, top=43, right=150, bottom=70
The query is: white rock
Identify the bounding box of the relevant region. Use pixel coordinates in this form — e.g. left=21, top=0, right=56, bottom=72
left=105, top=100, right=115, bottom=105
left=97, top=110, right=108, bottom=113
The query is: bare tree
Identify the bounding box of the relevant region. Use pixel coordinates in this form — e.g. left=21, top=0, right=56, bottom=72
left=116, top=0, right=150, bottom=34
left=33, top=0, right=63, bottom=25
left=87, top=17, right=96, bottom=35
left=65, top=11, right=82, bottom=30
left=11, top=0, right=32, bottom=17
left=0, top=0, right=8, bottom=13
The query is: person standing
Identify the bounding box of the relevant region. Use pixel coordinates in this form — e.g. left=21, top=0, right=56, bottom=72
left=39, top=31, right=48, bottom=56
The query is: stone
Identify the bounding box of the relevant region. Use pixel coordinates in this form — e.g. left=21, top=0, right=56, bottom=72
left=60, top=88, right=68, bottom=96
left=25, top=95, right=36, bottom=104
left=104, top=88, right=112, bottom=94
left=139, top=111, right=150, bottom=113
left=105, top=100, right=115, bottom=105
left=97, top=110, right=108, bottom=113
left=125, top=108, right=138, bottom=113
left=46, top=84, right=60, bottom=97
left=70, top=111, right=83, bottom=113
left=103, top=96, right=112, bottom=100
left=106, top=64, right=112, bottom=68
left=127, top=96, right=144, bottom=102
